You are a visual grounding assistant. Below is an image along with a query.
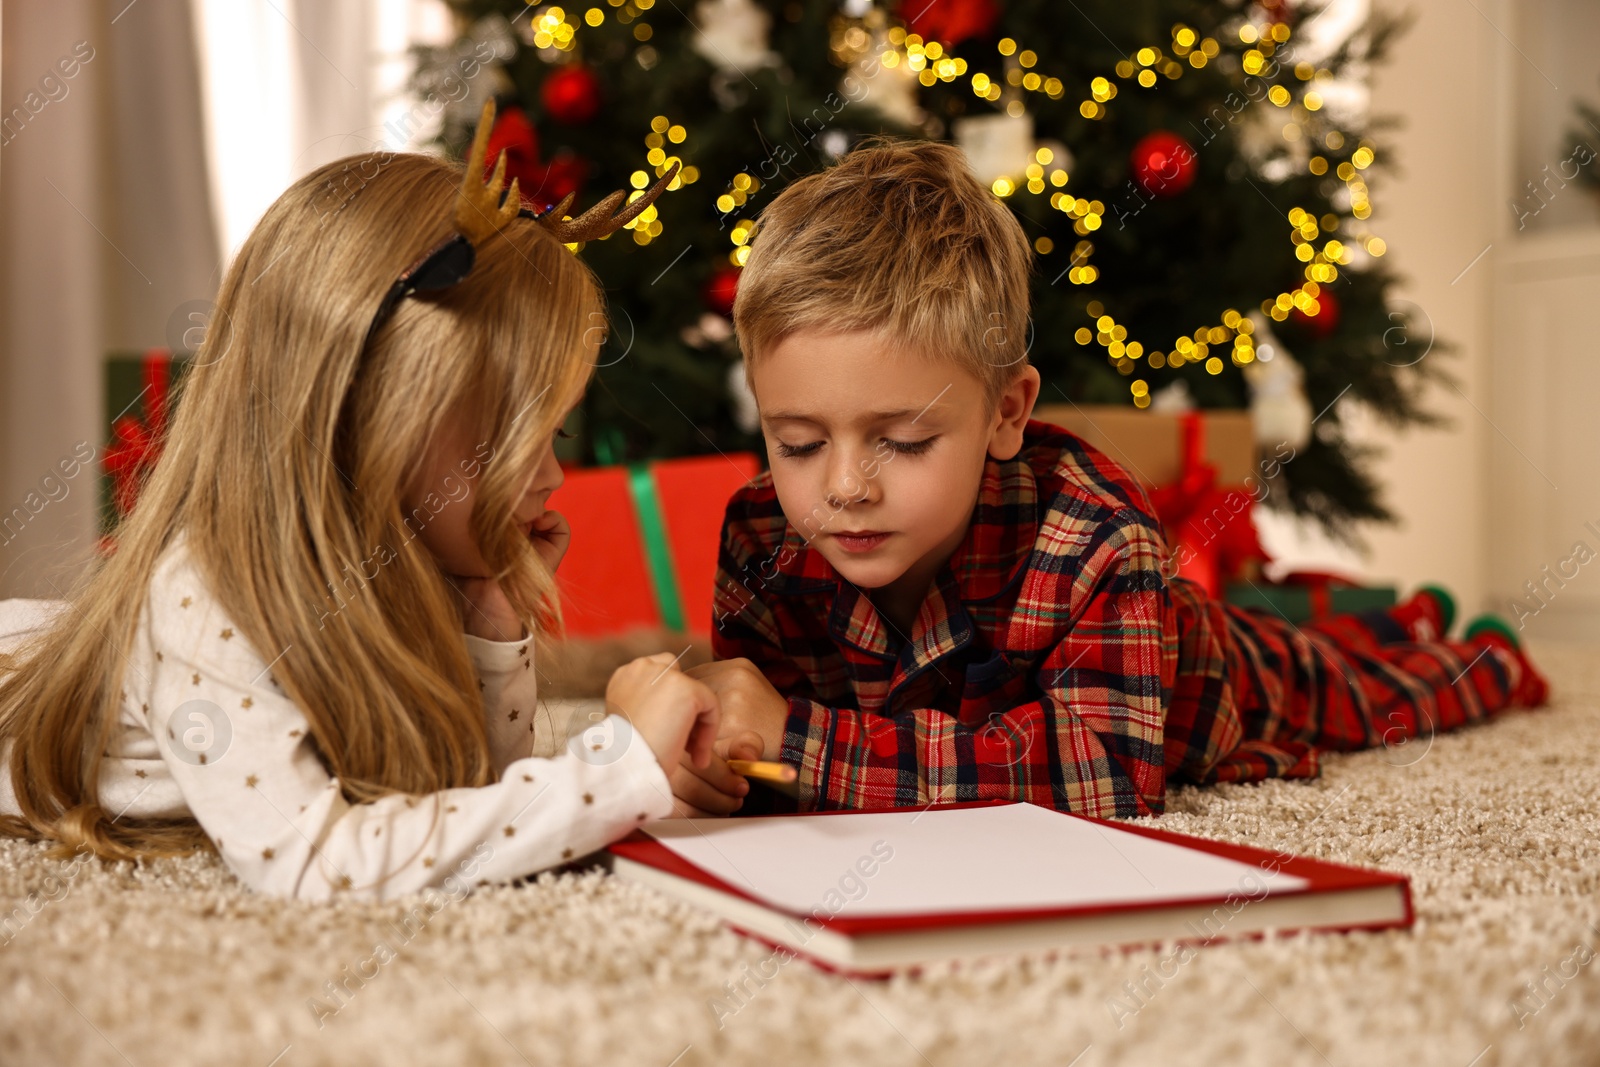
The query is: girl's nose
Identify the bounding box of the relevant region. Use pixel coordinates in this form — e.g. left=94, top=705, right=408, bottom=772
left=537, top=437, right=566, bottom=494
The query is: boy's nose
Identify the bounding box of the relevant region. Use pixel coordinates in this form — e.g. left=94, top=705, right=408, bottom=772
left=825, top=457, right=877, bottom=508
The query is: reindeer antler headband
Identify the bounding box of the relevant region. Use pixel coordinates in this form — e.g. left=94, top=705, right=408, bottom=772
left=362, top=99, right=679, bottom=350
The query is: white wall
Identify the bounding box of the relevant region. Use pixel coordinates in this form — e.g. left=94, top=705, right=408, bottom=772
left=1256, top=0, right=1501, bottom=617
left=1484, top=0, right=1600, bottom=640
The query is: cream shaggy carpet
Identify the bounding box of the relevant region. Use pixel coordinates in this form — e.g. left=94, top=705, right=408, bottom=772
left=3, top=640, right=1598, bottom=1067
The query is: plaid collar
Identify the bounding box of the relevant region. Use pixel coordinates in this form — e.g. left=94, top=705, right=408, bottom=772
left=768, top=448, right=1040, bottom=662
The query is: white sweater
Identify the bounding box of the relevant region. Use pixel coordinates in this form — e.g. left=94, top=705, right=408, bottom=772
left=0, top=532, right=673, bottom=901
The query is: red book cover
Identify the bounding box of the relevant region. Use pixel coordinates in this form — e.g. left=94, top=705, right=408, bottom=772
left=608, top=801, right=1413, bottom=976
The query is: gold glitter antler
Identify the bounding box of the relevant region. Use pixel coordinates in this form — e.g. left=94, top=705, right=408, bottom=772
left=455, top=99, right=522, bottom=245
left=454, top=97, right=680, bottom=245
left=537, top=161, right=680, bottom=243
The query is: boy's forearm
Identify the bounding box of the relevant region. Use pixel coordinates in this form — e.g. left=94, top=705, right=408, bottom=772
left=778, top=697, right=1166, bottom=818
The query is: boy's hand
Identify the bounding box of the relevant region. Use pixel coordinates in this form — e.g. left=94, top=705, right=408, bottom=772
left=684, top=658, right=788, bottom=762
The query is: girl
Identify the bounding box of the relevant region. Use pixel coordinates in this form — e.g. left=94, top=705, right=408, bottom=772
left=0, top=102, right=718, bottom=901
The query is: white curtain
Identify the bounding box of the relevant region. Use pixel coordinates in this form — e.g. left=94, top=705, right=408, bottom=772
left=0, top=0, right=218, bottom=599
left=189, top=0, right=448, bottom=259
left=0, top=0, right=440, bottom=598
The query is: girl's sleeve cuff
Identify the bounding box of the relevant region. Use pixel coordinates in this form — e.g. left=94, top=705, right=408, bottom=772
left=463, top=632, right=532, bottom=674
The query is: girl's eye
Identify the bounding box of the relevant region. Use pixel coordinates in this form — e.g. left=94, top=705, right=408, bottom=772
left=555, top=428, right=576, bottom=440
left=774, top=440, right=823, bottom=459
left=883, top=436, right=938, bottom=456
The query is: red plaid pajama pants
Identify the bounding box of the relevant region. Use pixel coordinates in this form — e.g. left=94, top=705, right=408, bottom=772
left=1195, top=600, right=1521, bottom=785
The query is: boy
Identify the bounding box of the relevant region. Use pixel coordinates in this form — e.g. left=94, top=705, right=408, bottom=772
left=668, top=139, right=1547, bottom=820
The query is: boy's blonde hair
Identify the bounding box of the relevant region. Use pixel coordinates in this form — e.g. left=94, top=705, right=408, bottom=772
left=0, top=151, right=600, bottom=874
left=733, top=138, right=1033, bottom=403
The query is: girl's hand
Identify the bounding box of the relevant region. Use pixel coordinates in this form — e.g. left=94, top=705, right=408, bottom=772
left=446, top=509, right=568, bottom=642
left=666, top=746, right=750, bottom=818
left=605, top=653, right=720, bottom=778
left=447, top=574, right=527, bottom=642
left=527, top=509, right=570, bottom=574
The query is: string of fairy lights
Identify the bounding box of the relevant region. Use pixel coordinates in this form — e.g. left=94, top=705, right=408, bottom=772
left=528, top=0, right=655, bottom=49
left=522, top=2, right=759, bottom=259
left=846, top=15, right=1391, bottom=408
left=522, top=3, right=700, bottom=248
left=517, top=2, right=1390, bottom=408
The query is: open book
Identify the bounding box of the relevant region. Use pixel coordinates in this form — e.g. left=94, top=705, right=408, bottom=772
left=606, top=801, right=1412, bottom=975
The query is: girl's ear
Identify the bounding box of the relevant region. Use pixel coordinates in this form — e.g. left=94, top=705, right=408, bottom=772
left=987, top=365, right=1041, bottom=461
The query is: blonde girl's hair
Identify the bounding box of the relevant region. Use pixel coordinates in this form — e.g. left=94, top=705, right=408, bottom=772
left=733, top=137, right=1034, bottom=404
left=0, top=149, right=605, bottom=868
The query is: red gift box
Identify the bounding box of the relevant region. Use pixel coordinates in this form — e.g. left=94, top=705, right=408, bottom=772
left=553, top=453, right=762, bottom=636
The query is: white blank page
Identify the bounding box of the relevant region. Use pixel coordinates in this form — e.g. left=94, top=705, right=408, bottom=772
left=643, top=804, right=1308, bottom=917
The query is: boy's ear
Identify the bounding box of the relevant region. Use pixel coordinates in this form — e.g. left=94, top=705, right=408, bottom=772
left=987, top=365, right=1041, bottom=461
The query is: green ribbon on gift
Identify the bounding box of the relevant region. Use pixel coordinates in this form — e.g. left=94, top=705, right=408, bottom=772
left=592, top=424, right=625, bottom=467
left=590, top=424, right=686, bottom=631
left=626, top=462, right=685, bottom=632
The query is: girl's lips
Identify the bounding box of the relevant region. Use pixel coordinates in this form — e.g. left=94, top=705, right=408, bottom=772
left=833, top=531, right=890, bottom=553
left=516, top=505, right=550, bottom=533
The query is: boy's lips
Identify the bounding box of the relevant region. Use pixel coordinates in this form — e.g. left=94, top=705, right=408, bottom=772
left=832, top=530, right=891, bottom=553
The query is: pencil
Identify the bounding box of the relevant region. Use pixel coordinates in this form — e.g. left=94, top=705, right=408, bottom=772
left=726, top=759, right=799, bottom=785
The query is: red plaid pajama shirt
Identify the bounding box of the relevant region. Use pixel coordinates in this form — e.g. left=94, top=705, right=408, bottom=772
left=710, top=419, right=1520, bottom=818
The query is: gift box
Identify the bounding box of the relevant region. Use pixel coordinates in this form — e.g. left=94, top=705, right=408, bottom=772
left=100, top=351, right=757, bottom=636
left=553, top=453, right=762, bottom=637
left=1032, top=404, right=1266, bottom=596
left=1032, top=403, right=1258, bottom=487
left=101, top=349, right=191, bottom=549
left=1033, top=404, right=1402, bottom=614
left=1226, top=571, right=1396, bottom=624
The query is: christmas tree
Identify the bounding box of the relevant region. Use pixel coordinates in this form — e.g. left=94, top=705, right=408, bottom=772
left=413, top=0, right=1433, bottom=540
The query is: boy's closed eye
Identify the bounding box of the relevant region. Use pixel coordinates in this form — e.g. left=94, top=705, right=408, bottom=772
left=773, top=436, right=939, bottom=459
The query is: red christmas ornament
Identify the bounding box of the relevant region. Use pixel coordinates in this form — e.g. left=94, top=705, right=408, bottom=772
left=1291, top=288, right=1340, bottom=336
left=532, top=150, right=589, bottom=210
left=1259, top=0, right=1295, bottom=28
left=484, top=104, right=542, bottom=190
left=541, top=66, right=601, bottom=124
left=1130, top=131, right=1199, bottom=197
left=903, top=0, right=1000, bottom=48
left=703, top=267, right=740, bottom=317
left=482, top=103, right=590, bottom=212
